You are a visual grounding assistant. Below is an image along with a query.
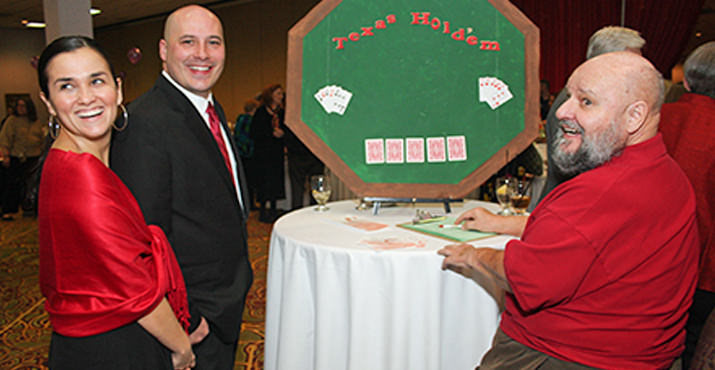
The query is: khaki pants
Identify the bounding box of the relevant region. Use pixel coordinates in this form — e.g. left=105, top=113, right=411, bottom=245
left=478, top=329, right=681, bottom=370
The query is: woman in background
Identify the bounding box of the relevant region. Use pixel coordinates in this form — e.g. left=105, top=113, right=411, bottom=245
left=251, top=84, right=286, bottom=223
left=234, top=98, right=259, bottom=210
left=37, top=36, right=194, bottom=369
left=0, top=97, right=45, bottom=219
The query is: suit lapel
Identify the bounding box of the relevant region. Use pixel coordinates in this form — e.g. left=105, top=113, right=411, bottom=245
left=213, top=100, right=250, bottom=219
left=156, top=76, right=246, bottom=216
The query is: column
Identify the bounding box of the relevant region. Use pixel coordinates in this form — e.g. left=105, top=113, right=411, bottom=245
left=43, top=0, right=93, bottom=44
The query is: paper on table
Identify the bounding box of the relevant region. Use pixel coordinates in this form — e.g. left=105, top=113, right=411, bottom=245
left=398, top=217, right=496, bottom=242
left=360, top=236, right=427, bottom=251
left=327, top=216, right=389, bottom=232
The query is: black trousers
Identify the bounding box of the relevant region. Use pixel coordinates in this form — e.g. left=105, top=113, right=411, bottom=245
left=49, top=323, right=172, bottom=370
left=192, top=327, right=239, bottom=370
left=682, top=289, right=715, bottom=369
left=1, top=156, right=39, bottom=214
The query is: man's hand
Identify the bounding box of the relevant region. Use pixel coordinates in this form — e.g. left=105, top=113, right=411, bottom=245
left=438, top=244, right=511, bottom=295
left=455, top=207, right=527, bottom=237
left=189, top=316, right=210, bottom=345
left=438, top=243, right=490, bottom=281
left=456, top=207, right=503, bottom=233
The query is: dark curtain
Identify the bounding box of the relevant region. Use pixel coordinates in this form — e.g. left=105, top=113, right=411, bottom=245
left=510, top=0, right=704, bottom=92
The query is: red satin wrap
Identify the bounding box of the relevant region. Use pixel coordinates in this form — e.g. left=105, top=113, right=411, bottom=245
left=39, top=149, right=189, bottom=337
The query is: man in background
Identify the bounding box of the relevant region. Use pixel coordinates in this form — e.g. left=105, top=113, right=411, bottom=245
left=111, top=5, right=252, bottom=369
left=439, top=52, right=698, bottom=369
left=659, top=41, right=715, bottom=369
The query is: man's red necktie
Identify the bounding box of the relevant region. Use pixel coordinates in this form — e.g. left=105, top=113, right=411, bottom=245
left=206, top=103, right=235, bottom=185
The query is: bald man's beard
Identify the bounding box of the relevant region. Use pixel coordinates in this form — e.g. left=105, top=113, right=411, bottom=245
left=551, top=119, right=626, bottom=177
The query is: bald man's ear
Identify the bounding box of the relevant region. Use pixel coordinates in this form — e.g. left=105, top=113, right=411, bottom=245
left=624, top=100, right=648, bottom=134
left=159, top=38, right=168, bottom=63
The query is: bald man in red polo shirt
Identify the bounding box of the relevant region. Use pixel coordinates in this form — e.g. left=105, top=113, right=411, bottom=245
left=439, top=52, right=698, bottom=369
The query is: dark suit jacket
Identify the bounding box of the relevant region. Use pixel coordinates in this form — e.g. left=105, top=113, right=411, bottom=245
left=111, top=74, right=253, bottom=343
left=533, top=88, right=571, bottom=208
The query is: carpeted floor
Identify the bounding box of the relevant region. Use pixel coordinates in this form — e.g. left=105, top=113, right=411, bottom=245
left=0, top=210, right=272, bottom=369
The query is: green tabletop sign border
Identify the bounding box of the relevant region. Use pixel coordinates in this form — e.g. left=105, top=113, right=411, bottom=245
left=286, top=0, right=540, bottom=198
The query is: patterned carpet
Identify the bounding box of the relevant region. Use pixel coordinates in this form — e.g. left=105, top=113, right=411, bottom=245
left=0, top=211, right=272, bottom=369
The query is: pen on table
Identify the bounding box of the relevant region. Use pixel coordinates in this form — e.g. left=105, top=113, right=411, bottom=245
left=439, top=224, right=463, bottom=229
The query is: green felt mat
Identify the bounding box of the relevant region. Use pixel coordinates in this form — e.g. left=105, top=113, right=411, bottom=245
left=398, top=217, right=496, bottom=242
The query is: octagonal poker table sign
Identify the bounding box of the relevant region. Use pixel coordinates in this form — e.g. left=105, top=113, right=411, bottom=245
left=286, top=0, right=539, bottom=198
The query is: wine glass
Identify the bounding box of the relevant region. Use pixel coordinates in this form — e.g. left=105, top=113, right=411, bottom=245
left=355, top=197, right=370, bottom=211
left=495, top=176, right=515, bottom=215
left=511, top=177, right=533, bottom=215
left=310, top=175, right=331, bottom=211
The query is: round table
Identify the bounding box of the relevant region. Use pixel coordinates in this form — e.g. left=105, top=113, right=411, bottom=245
left=265, top=200, right=516, bottom=370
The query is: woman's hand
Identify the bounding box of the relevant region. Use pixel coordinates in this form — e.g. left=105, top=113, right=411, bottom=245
left=272, top=127, right=284, bottom=138
left=137, top=298, right=197, bottom=370
left=172, top=348, right=196, bottom=369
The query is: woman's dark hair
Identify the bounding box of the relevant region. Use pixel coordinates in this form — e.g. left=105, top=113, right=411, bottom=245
left=13, top=97, right=38, bottom=122
left=259, top=84, right=283, bottom=106
left=37, top=35, right=117, bottom=97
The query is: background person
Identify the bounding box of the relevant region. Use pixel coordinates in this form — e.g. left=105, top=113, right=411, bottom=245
left=539, top=79, right=553, bottom=120
left=233, top=98, right=259, bottom=210
left=0, top=97, right=46, bottom=220
left=658, top=41, right=715, bottom=369
left=285, top=124, right=324, bottom=211
left=111, top=5, right=253, bottom=369
left=37, top=35, right=194, bottom=370
left=251, top=84, right=286, bottom=222
left=439, top=52, right=698, bottom=369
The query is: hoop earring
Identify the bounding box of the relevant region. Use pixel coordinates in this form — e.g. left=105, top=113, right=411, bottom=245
left=112, top=104, right=128, bottom=131
left=48, top=115, right=60, bottom=139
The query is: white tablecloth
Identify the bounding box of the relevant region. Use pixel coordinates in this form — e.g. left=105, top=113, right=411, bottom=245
left=265, top=200, right=516, bottom=370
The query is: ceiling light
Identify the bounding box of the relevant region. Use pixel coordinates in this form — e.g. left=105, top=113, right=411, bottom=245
left=23, top=20, right=46, bottom=28
left=90, top=8, right=102, bottom=16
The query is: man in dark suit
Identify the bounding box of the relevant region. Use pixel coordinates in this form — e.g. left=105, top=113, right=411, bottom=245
left=111, top=5, right=252, bottom=369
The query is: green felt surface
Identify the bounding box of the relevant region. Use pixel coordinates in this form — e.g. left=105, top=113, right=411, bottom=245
left=399, top=216, right=496, bottom=242
left=301, top=0, right=526, bottom=184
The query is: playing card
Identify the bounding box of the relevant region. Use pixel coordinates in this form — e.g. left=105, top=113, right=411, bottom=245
left=427, top=137, right=446, bottom=162
left=331, top=87, right=353, bottom=115
left=447, top=135, right=467, bottom=161
left=480, top=77, right=496, bottom=104
left=385, top=138, right=404, bottom=163
left=406, top=138, right=425, bottom=163
left=487, top=87, right=513, bottom=109
left=315, top=86, right=333, bottom=113
left=479, top=77, right=513, bottom=110
left=315, top=85, right=354, bottom=115
left=365, top=138, right=385, bottom=164
left=314, top=90, right=324, bottom=104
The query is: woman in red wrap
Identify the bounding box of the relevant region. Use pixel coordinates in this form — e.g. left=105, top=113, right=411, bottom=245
left=36, top=36, right=194, bottom=369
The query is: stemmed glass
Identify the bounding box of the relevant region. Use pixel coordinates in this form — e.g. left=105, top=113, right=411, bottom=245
left=355, top=198, right=370, bottom=211
left=310, top=175, right=331, bottom=211
left=495, top=176, right=515, bottom=215
left=512, top=177, right=533, bottom=215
